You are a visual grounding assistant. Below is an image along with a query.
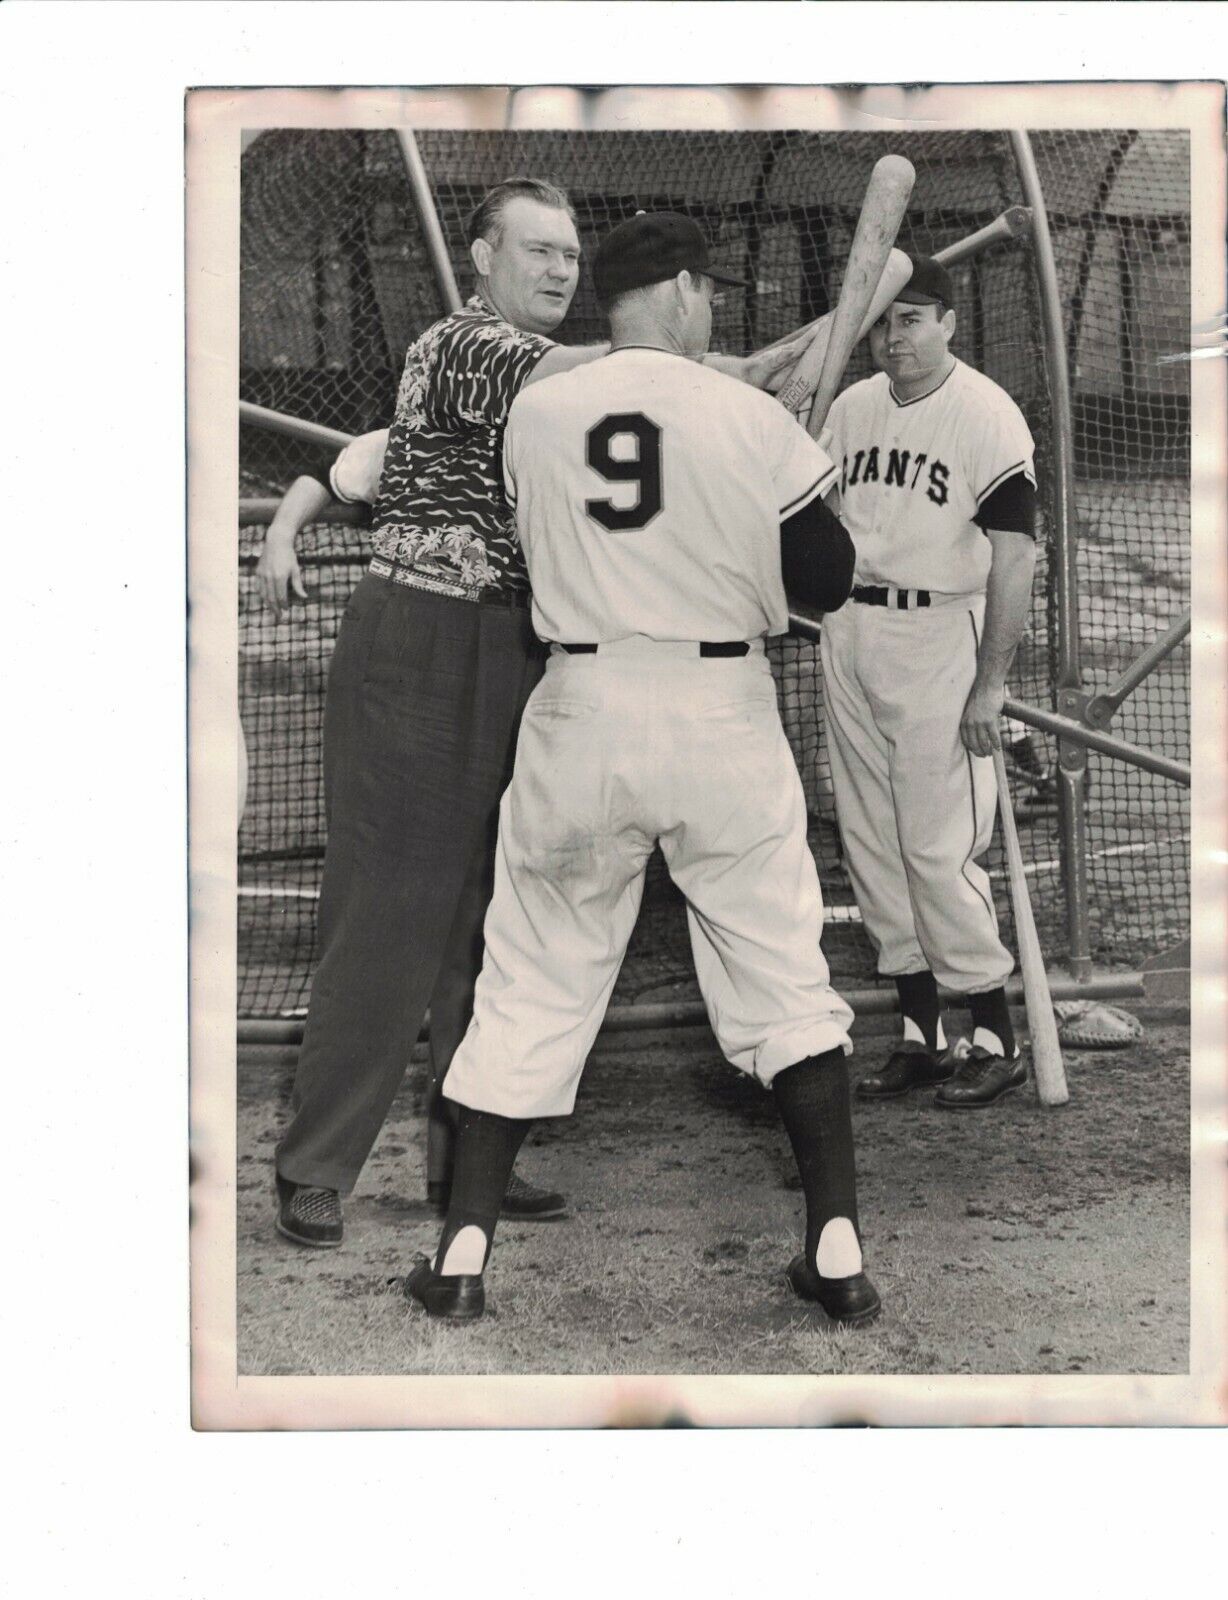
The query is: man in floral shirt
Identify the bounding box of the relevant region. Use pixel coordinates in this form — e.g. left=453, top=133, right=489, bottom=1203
left=268, top=178, right=810, bottom=1247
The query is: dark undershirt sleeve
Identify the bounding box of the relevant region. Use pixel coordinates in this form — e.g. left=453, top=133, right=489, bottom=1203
left=974, top=470, right=1037, bottom=538
left=780, top=494, right=856, bottom=613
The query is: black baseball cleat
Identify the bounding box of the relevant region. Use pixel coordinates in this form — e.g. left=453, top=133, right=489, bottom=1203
left=427, top=1172, right=568, bottom=1220
left=787, top=1255, right=882, bottom=1326
left=934, top=1045, right=1028, bottom=1109
left=404, top=1253, right=485, bottom=1321
left=855, top=1040, right=966, bottom=1100
left=276, top=1175, right=343, bottom=1248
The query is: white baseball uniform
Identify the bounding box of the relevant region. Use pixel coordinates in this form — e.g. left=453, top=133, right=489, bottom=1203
left=442, top=347, right=853, bottom=1120
left=819, top=357, right=1036, bottom=991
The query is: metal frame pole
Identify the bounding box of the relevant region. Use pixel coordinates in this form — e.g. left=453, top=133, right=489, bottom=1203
left=239, top=497, right=366, bottom=528
left=394, top=129, right=463, bottom=315
left=239, top=969, right=1147, bottom=1046
left=1009, top=129, right=1092, bottom=979
left=787, top=611, right=1190, bottom=787
left=1083, top=612, right=1191, bottom=727
left=1000, top=697, right=1190, bottom=787
left=238, top=399, right=351, bottom=452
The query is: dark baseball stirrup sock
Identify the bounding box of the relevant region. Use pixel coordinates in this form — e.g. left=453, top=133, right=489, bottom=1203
left=433, top=1103, right=532, bottom=1276
left=967, top=987, right=1016, bottom=1058
left=772, top=1049, right=862, bottom=1277
left=895, top=969, right=942, bottom=1051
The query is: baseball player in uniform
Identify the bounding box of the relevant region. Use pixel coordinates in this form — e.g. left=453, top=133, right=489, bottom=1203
left=404, top=212, right=881, bottom=1327
left=257, top=185, right=823, bottom=1250
left=819, top=254, right=1039, bottom=1109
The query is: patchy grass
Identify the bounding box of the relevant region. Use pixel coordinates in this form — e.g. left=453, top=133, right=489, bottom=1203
left=237, top=1013, right=1189, bottom=1378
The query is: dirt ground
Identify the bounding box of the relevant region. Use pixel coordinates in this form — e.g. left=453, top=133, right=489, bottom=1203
left=237, top=1004, right=1189, bottom=1378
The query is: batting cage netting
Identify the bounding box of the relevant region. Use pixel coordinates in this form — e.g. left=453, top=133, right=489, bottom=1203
left=238, top=127, right=1189, bottom=1020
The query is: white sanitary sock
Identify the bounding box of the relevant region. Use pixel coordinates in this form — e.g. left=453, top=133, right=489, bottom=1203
left=972, top=1026, right=1016, bottom=1059
left=901, top=1015, right=947, bottom=1050
left=815, top=1216, right=863, bottom=1279
left=439, top=1224, right=487, bottom=1276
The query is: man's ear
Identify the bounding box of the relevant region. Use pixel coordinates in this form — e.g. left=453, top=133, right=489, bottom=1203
left=941, top=306, right=957, bottom=342
left=675, top=269, right=693, bottom=309
left=471, top=237, right=493, bottom=278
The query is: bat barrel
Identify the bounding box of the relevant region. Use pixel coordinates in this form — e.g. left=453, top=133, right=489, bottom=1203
left=806, top=155, right=916, bottom=437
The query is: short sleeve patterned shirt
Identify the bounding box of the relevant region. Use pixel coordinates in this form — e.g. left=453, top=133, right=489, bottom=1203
left=370, top=296, right=553, bottom=595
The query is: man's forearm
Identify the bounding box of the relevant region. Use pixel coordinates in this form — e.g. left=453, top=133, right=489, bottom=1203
left=706, top=330, right=815, bottom=392
left=265, top=475, right=333, bottom=546
left=975, top=532, right=1037, bottom=689
left=703, top=352, right=744, bottom=379
left=527, top=342, right=611, bottom=385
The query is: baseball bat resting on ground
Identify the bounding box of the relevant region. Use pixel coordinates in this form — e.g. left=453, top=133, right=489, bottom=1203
left=991, top=743, right=1070, bottom=1106
left=797, top=154, right=916, bottom=439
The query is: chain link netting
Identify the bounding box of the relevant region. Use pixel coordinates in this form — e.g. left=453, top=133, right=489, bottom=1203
left=238, top=127, right=1189, bottom=1018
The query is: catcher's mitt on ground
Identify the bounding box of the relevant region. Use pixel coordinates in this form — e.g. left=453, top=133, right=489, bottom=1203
left=1053, top=1001, right=1143, bottom=1049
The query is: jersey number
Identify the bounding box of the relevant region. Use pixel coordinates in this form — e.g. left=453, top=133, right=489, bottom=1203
left=585, top=413, right=663, bottom=532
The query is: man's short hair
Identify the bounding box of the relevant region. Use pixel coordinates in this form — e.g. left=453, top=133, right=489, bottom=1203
left=601, top=271, right=712, bottom=317
left=466, top=178, right=577, bottom=249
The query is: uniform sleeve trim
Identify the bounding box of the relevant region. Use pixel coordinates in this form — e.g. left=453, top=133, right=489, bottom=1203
left=976, top=460, right=1035, bottom=505
left=780, top=463, right=837, bottom=519
left=328, top=458, right=358, bottom=504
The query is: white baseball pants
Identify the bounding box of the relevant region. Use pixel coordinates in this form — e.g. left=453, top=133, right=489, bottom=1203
left=819, top=596, right=1014, bottom=994
left=442, top=640, right=854, bottom=1119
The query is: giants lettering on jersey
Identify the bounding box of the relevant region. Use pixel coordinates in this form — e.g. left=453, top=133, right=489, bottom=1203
left=841, top=446, right=950, bottom=507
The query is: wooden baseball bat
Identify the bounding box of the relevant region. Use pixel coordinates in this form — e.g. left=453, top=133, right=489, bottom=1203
left=803, top=154, right=916, bottom=439
left=991, top=744, right=1070, bottom=1106
left=762, top=206, right=1034, bottom=359
left=774, top=248, right=912, bottom=415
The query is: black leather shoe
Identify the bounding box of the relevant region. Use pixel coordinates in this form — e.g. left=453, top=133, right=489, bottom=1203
left=276, top=1175, right=343, bottom=1248
left=855, top=1041, right=963, bottom=1100
left=787, top=1255, right=882, bottom=1325
left=427, top=1173, right=568, bottom=1220
left=934, top=1046, right=1028, bottom=1109
left=404, top=1253, right=485, bottom=1321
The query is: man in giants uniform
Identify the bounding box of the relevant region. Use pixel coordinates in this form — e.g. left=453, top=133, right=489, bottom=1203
left=820, top=255, right=1038, bottom=1109
left=403, top=212, right=880, bottom=1327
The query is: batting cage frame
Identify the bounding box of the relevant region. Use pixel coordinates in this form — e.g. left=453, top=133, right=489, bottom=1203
left=236, top=115, right=1191, bottom=1039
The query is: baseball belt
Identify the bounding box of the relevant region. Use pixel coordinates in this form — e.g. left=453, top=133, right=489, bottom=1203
left=559, top=640, right=752, bottom=658
left=851, top=584, right=931, bottom=610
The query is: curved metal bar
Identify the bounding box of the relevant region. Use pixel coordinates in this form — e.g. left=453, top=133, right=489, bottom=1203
left=1009, top=129, right=1091, bottom=976
left=1009, top=130, right=1082, bottom=693
left=394, top=129, right=463, bottom=316
left=238, top=400, right=351, bottom=451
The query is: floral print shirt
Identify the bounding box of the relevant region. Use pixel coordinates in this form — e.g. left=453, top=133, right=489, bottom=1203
left=370, top=297, right=553, bottom=594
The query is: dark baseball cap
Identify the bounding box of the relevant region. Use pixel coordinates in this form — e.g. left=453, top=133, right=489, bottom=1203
left=593, top=211, right=752, bottom=304
left=897, top=253, right=955, bottom=307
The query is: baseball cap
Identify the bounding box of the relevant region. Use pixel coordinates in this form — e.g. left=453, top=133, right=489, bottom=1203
left=896, top=254, right=955, bottom=307
left=593, top=211, right=752, bottom=304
